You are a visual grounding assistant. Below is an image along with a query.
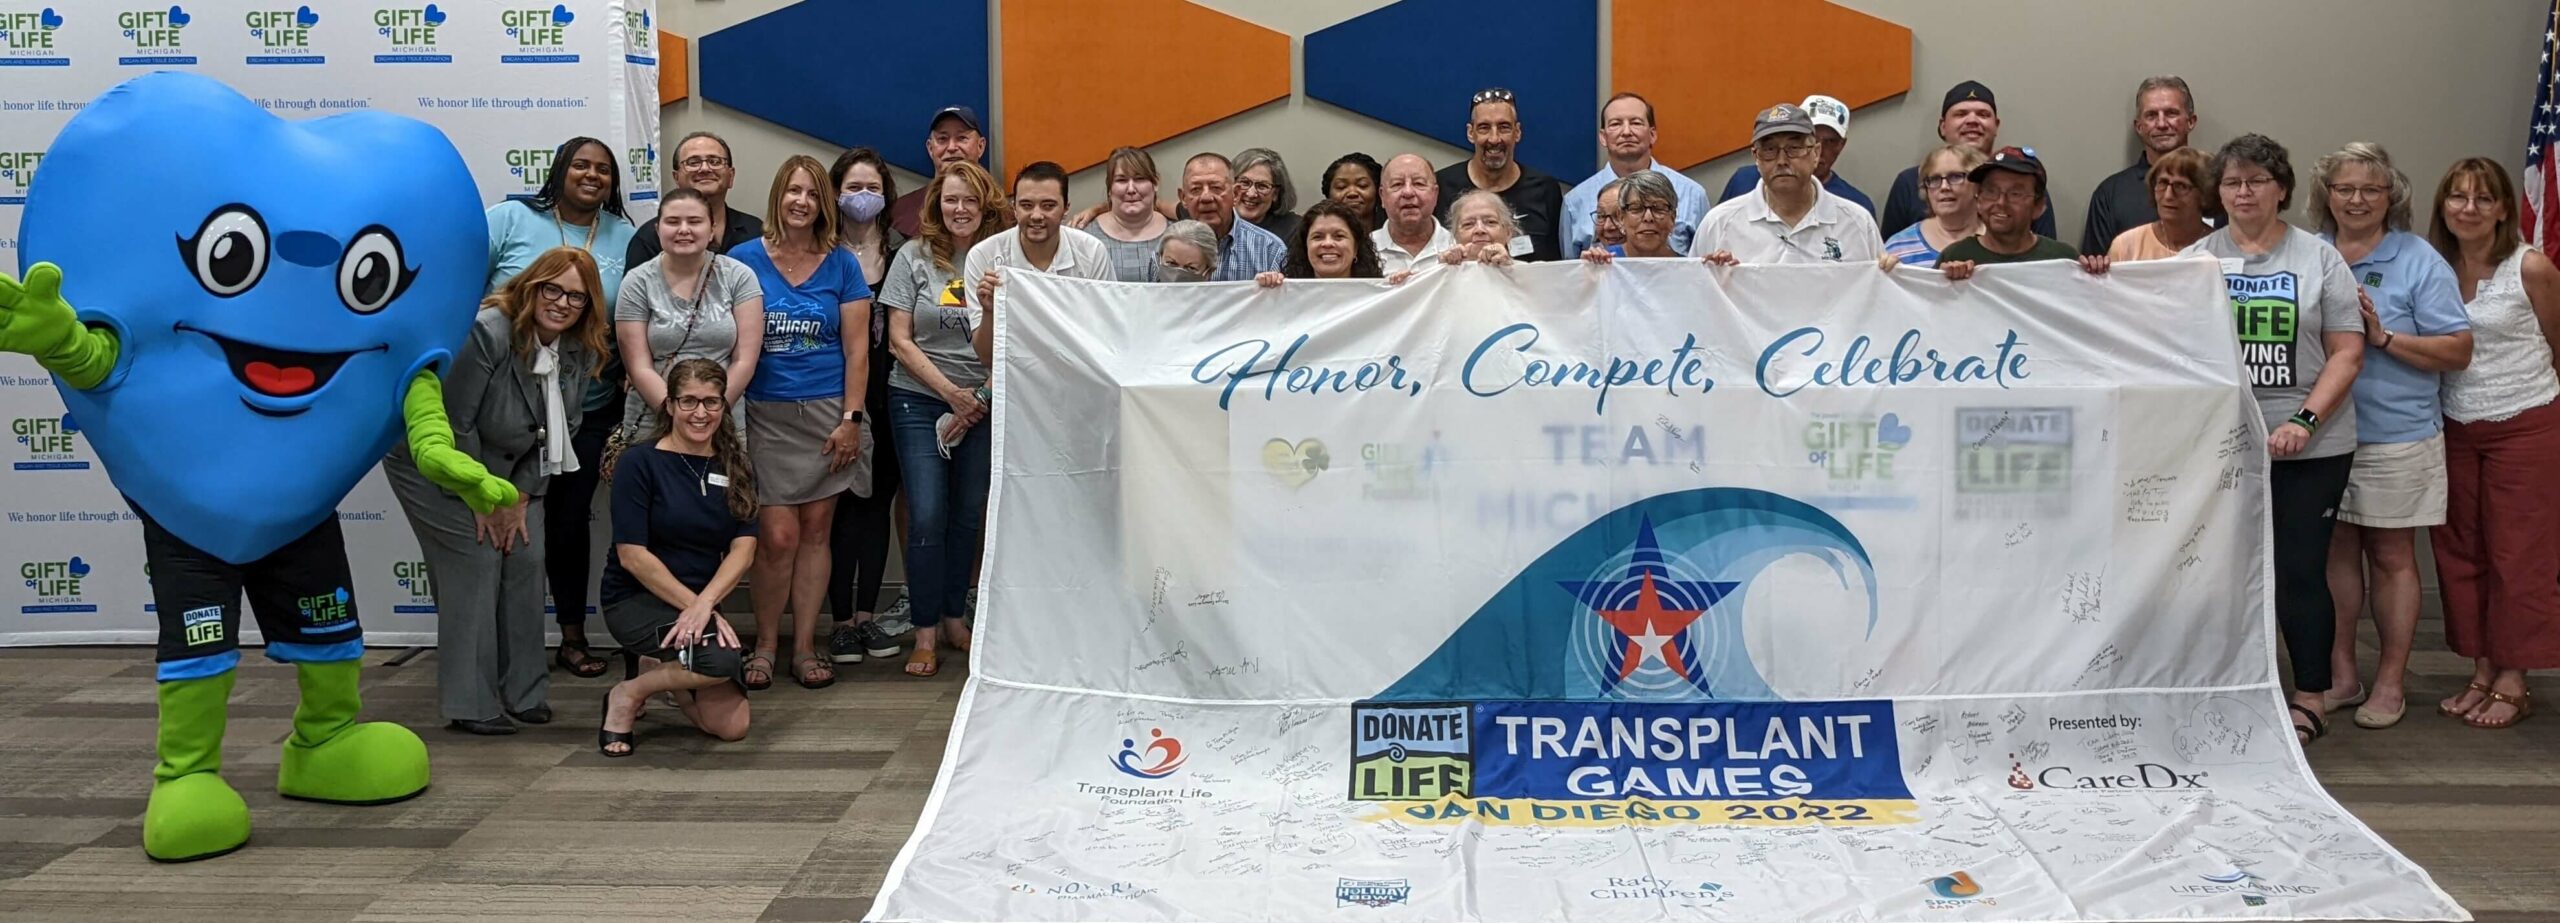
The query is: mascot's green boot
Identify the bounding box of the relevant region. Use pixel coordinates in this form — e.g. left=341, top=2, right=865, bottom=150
left=143, top=672, right=250, bottom=862
left=277, top=660, right=430, bottom=805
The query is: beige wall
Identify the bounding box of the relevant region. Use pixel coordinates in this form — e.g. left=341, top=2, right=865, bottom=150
left=665, top=0, right=2544, bottom=245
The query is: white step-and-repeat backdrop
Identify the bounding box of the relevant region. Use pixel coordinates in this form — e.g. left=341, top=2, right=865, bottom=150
left=0, top=0, right=658, bottom=646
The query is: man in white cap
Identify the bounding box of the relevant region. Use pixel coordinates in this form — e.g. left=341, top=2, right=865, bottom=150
left=1716, top=94, right=1872, bottom=215
left=1693, top=103, right=1882, bottom=264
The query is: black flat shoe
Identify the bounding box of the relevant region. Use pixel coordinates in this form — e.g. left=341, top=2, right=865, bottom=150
left=507, top=705, right=554, bottom=725
left=449, top=716, right=518, bottom=736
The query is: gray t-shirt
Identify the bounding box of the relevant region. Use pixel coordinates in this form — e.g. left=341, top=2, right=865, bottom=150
left=1082, top=222, right=1166, bottom=282
left=2187, top=224, right=2362, bottom=458
left=880, top=238, right=982, bottom=396
left=615, top=252, right=761, bottom=427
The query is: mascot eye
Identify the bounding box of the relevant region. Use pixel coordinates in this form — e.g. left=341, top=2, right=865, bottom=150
left=177, top=206, right=270, bottom=297
left=338, top=226, right=418, bottom=314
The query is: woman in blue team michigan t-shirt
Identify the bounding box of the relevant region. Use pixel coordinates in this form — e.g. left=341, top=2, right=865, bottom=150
left=729, top=154, right=873, bottom=692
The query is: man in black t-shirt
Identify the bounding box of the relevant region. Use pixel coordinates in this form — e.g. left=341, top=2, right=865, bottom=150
left=1435, top=87, right=1565, bottom=261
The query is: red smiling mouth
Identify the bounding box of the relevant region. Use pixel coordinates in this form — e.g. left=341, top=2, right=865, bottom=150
left=177, top=323, right=383, bottom=399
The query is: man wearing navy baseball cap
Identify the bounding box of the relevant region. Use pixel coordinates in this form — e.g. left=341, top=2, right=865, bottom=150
left=1878, top=81, right=2057, bottom=241
left=1715, top=93, right=1873, bottom=216
left=890, top=105, right=988, bottom=237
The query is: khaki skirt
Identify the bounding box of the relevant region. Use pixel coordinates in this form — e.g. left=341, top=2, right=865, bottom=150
left=745, top=395, right=871, bottom=505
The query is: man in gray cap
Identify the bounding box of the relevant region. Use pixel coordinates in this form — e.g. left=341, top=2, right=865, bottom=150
left=1693, top=103, right=1882, bottom=264
left=890, top=105, right=988, bottom=237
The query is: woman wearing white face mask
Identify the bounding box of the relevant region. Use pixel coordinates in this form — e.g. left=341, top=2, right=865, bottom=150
left=821, top=147, right=910, bottom=666
left=1084, top=146, right=1170, bottom=282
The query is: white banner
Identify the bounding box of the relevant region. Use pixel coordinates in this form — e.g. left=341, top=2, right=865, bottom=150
left=870, top=260, right=2468, bottom=921
left=0, top=0, right=655, bottom=646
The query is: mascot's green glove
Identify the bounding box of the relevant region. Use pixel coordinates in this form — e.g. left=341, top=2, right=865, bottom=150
left=403, top=370, right=519, bottom=515
left=0, top=262, right=121, bottom=390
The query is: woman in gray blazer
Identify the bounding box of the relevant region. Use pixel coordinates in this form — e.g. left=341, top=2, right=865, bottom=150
left=386, top=246, right=609, bottom=735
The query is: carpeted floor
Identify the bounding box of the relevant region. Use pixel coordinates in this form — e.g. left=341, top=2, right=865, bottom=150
left=0, top=619, right=2552, bottom=922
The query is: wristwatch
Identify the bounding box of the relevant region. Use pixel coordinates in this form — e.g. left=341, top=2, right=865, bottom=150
left=841, top=410, right=865, bottom=424
left=2290, top=408, right=2321, bottom=433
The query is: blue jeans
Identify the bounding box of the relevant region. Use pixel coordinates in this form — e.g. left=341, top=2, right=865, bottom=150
left=890, top=388, right=990, bottom=631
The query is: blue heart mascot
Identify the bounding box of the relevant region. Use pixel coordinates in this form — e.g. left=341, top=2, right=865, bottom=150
left=1, top=72, right=516, bottom=862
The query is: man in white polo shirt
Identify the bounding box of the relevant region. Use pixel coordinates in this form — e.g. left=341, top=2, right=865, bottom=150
left=967, top=161, right=1114, bottom=363
left=1693, top=103, right=1882, bottom=265
left=1374, top=154, right=1456, bottom=272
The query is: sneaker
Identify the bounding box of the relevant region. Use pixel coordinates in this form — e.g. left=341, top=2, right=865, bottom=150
left=873, top=596, right=914, bottom=636
left=965, top=586, right=980, bottom=614
left=828, top=624, right=866, bottom=664
left=854, top=620, right=902, bottom=658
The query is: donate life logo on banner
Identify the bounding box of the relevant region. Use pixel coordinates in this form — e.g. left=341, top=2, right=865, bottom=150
left=372, top=4, right=450, bottom=63
left=0, top=7, right=69, bottom=66
left=498, top=5, right=578, bottom=64
left=243, top=6, right=323, bottom=65
left=115, top=5, right=194, bottom=65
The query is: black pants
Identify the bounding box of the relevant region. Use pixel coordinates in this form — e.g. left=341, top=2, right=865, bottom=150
left=545, top=402, right=621, bottom=630
left=2271, top=452, right=2354, bottom=694
left=139, top=501, right=361, bottom=680
left=831, top=358, right=903, bottom=621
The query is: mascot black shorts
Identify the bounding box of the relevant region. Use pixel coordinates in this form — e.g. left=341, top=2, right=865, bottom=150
left=136, top=500, right=364, bottom=679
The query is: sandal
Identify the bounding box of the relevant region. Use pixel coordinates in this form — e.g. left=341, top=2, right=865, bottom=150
left=2440, top=681, right=2490, bottom=717
left=2465, top=689, right=2534, bottom=729
left=597, top=690, right=636, bottom=757
left=2287, top=702, right=2327, bottom=745
left=905, top=646, right=939, bottom=677
left=741, top=651, right=775, bottom=691
left=555, top=639, right=610, bottom=678
left=794, top=654, right=835, bottom=690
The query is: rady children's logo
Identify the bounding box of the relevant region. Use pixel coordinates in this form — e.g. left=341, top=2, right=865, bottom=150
left=0, top=7, right=70, bottom=66
left=392, top=560, right=434, bottom=613
left=12, top=411, right=88, bottom=470
left=296, top=586, right=353, bottom=631
left=1111, top=728, right=1187, bottom=779
left=20, top=555, right=94, bottom=614
left=504, top=146, right=555, bottom=198
left=244, top=6, right=323, bottom=64
left=0, top=149, right=37, bottom=205
left=372, top=4, right=450, bottom=63
left=116, top=5, right=196, bottom=65
left=498, top=4, right=579, bottom=64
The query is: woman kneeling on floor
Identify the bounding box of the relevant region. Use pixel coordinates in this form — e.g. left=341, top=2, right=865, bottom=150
left=598, top=358, right=759, bottom=755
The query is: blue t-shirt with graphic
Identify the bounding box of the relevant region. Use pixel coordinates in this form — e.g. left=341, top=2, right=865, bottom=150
left=733, top=238, right=872, bottom=402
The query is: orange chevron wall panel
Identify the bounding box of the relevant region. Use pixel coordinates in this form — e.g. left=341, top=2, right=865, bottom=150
left=658, top=30, right=689, bottom=105
left=1000, top=0, right=1290, bottom=174
left=1613, top=0, right=1911, bottom=170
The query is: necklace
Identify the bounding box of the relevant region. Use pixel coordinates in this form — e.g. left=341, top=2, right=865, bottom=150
left=673, top=447, right=712, bottom=496
left=553, top=205, right=599, bottom=253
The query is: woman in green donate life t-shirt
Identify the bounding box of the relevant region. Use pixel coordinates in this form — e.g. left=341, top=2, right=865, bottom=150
left=2182, top=133, right=2366, bottom=746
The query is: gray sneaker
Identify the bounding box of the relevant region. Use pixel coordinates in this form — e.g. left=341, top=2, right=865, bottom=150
left=827, top=623, right=866, bottom=664
left=873, top=596, right=913, bottom=636
left=853, top=620, right=901, bottom=658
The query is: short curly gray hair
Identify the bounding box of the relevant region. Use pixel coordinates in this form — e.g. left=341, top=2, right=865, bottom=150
left=1158, top=219, right=1222, bottom=280
left=1447, top=189, right=1516, bottom=238
left=2307, top=142, right=2414, bottom=234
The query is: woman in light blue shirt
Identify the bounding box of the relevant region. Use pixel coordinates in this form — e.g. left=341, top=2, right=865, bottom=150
left=2309, top=143, right=2472, bottom=730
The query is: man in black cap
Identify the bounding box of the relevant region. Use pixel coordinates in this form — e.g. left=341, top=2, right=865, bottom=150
left=1879, top=81, right=2054, bottom=240
left=890, top=105, right=988, bottom=237
left=1435, top=87, right=1566, bottom=261
left=1934, top=147, right=2109, bottom=279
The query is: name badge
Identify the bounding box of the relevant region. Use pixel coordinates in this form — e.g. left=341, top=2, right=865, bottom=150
left=1508, top=234, right=1534, bottom=257
left=706, top=472, right=731, bottom=487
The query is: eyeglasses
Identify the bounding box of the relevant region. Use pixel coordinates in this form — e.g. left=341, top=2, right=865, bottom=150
left=1623, top=203, right=1673, bottom=219
left=669, top=396, right=723, bottom=412
left=1754, top=143, right=1816, bottom=159
left=2219, top=176, right=2281, bottom=193
left=1922, top=172, right=1970, bottom=189
left=1976, top=189, right=2038, bottom=206
left=535, top=281, right=590, bottom=309
left=1233, top=180, right=1276, bottom=194
left=2327, top=183, right=2389, bottom=201
left=679, top=155, right=729, bottom=170
left=1594, top=210, right=1622, bottom=227
left=1472, top=87, right=1515, bottom=104
left=2445, top=193, right=2504, bottom=212
left=2153, top=179, right=2198, bottom=196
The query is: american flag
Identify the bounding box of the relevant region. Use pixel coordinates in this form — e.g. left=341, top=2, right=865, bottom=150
left=2530, top=0, right=2560, bottom=247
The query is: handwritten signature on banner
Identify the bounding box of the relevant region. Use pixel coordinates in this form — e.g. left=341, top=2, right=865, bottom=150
left=1189, top=324, right=2035, bottom=414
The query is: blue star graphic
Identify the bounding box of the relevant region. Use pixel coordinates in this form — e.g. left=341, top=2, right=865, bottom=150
left=1557, top=517, right=1738, bottom=695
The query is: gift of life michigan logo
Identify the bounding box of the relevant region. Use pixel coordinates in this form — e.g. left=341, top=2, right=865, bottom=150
left=622, top=7, right=652, bottom=63
left=504, top=146, right=554, bottom=198
left=626, top=143, right=656, bottom=196
left=0, top=7, right=68, bottom=65
left=12, top=411, right=86, bottom=470
left=243, top=6, right=321, bottom=64
left=392, top=559, right=434, bottom=613
left=20, top=555, right=92, bottom=614
left=1803, top=411, right=1914, bottom=509
left=296, top=586, right=353, bottom=632
left=1351, top=487, right=1912, bottom=823
left=116, top=5, right=194, bottom=65
left=498, top=4, right=577, bottom=63
left=372, top=4, right=450, bottom=63
left=0, top=149, right=38, bottom=205
left=2227, top=271, right=2300, bottom=388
